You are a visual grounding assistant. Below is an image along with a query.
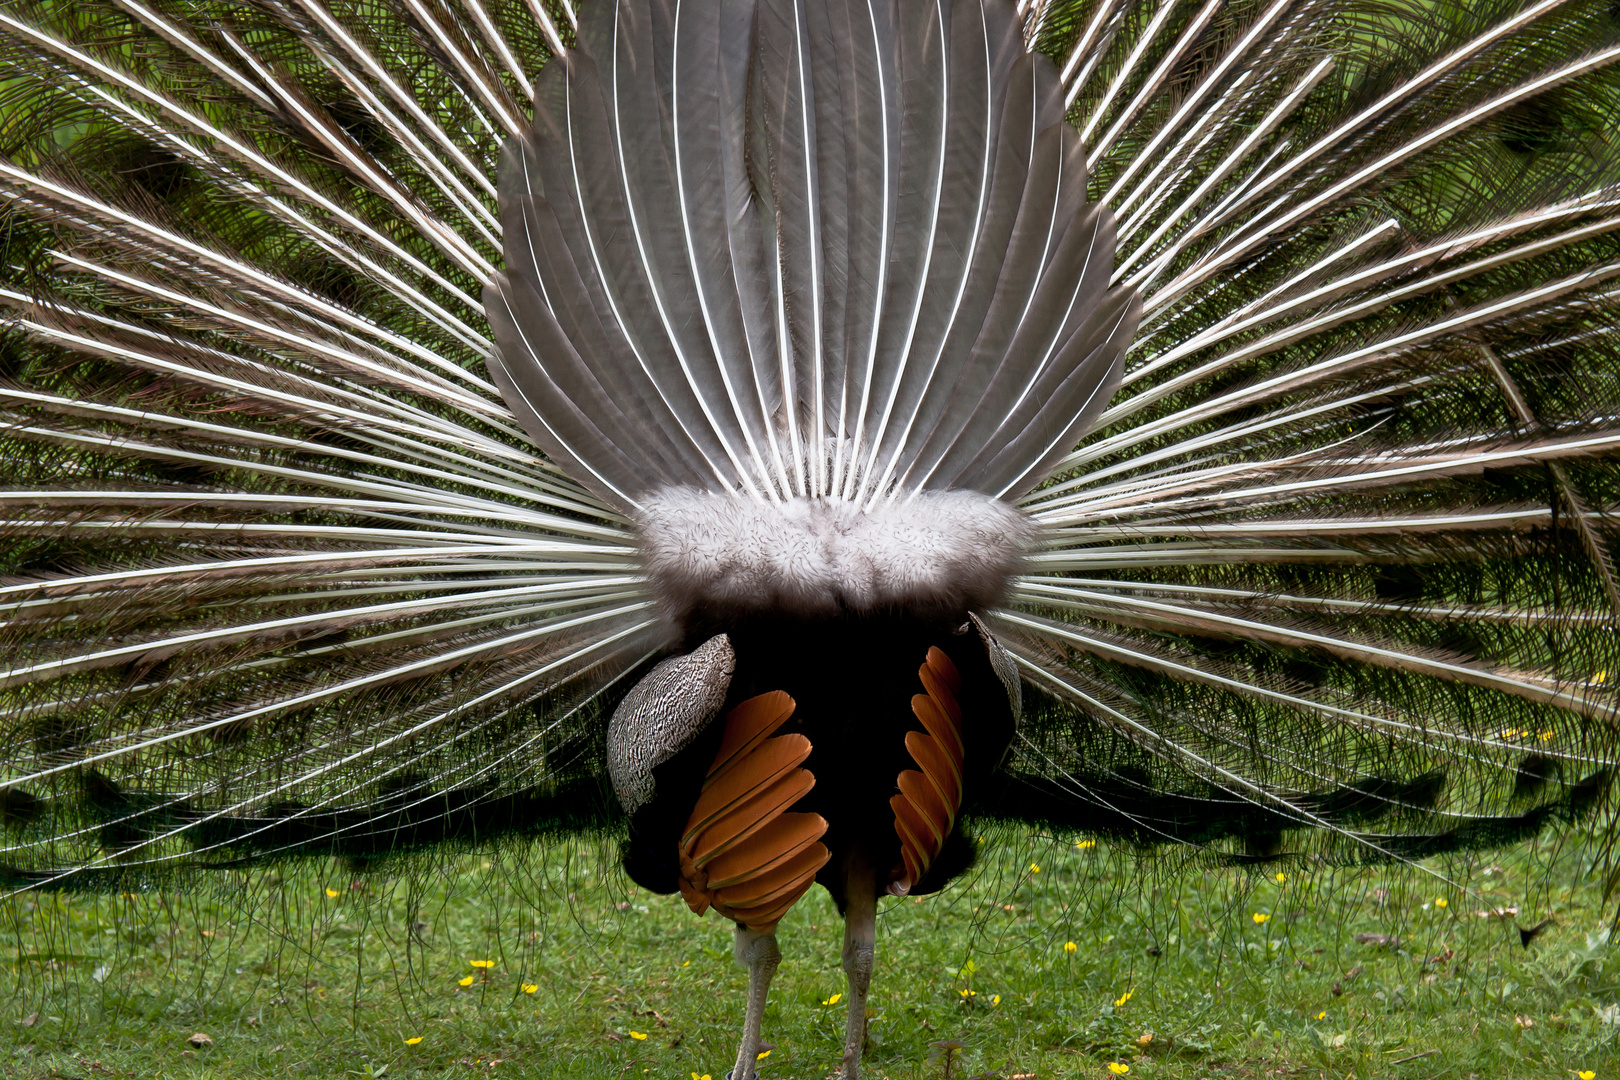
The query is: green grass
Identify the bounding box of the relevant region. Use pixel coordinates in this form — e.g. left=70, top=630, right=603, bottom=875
left=4, top=827, right=1619, bottom=1079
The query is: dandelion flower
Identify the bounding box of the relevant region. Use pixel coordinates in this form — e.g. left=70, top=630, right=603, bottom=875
left=1107, top=1064, right=1130, bottom=1075
left=1064, top=941, right=1078, bottom=954
left=1252, top=912, right=1271, bottom=924
left=457, top=975, right=475, bottom=987
left=1434, top=898, right=1448, bottom=909
left=404, top=1037, right=423, bottom=1046
left=521, top=984, right=538, bottom=994
left=629, top=1031, right=647, bottom=1040
left=1114, top=990, right=1133, bottom=1008
left=470, top=960, right=495, bottom=968
left=324, top=888, right=339, bottom=898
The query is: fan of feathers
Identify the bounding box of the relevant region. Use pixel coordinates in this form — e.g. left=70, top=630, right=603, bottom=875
left=0, top=0, right=1616, bottom=910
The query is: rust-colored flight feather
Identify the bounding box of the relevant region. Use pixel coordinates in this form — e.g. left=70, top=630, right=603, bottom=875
left=686, top=770, right=818, bottom=864
left=682, top=734, right=811, bottom=845
left=890, top=646, right=967, bottom=896
left=925, top=647, right=962, bottom=692
left=911, top=693, right=965, bottom=761
left=677, top=692, right=828, bottom=932
left=702, top=812, right=828, bottom=889
left=904, top=729, right=962, bottom=805
left=703, top=690, right=796, bottom=786
left=715, top=841, right=830, bottom=907
left=897, top=770, right=950, bottom=841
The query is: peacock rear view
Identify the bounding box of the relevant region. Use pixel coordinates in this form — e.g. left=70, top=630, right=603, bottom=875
left=1, top=0, right=1618, bottom=1074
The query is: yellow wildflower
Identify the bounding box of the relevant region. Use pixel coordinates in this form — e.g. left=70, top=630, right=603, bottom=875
left=1274, top=872, right=1286, bottom=884
left=1029, top=863, right=1041, bottom=874
left=1108, top=1064, right=1130, bottom=1076
left=822, top=992, right=842, bottom=1006
left=521, top=984, right=538, bottom=994
left=692, top=1074, right=712, bottom=1080
left=1076, top=839, right=1095, bottom=850
left=756, top=1050, right=771, bottom=1060
left=681, top=960, right=690, bottom=967
left=1252, top=912, right=1271, bottom=924
left=1435, top=897, right=1448, bottom=909
left=1314, top=1011, right=1326, bottom=1020
left=992, top=995, right=1001, bottom=1006
left=324, top=888, right=339, bottom=898
left=1578, top=1071, right=1595, bottom=1080
left=1064, top=941, right=1078, bottom=954
left=457, top=975, right=475, bottom=987
left=404, top=1037, right=423, bottom=1046
left=470, top=959, right=495, bottom=968
left=1114, top=990, right=1133, bottom=1008
left=629, top=1031, right=647, bottom=1040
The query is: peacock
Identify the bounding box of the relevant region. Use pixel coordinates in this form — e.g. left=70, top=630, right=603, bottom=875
left=1, top=0, right=1619, bottom=1075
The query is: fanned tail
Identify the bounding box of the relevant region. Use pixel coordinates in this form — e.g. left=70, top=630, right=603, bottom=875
left=0, top=0, right=1615, bottom=895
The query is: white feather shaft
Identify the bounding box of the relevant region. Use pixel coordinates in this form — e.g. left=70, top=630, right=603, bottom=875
left=1086, top=0, right=1221, bottom=168
left=2, top=601, right=654, bottom=790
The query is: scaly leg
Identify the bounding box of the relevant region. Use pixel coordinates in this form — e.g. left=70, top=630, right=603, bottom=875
left=728, top=926, right=780, bottom=1080
left=837, top=860, right=878, bottom=1080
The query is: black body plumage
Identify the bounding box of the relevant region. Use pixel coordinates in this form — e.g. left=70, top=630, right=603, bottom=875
left=621, top=615, right=1017, bottom=910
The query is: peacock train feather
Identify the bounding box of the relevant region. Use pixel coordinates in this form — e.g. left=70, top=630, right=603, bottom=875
left=1, top=0, right=1619, bottom=1072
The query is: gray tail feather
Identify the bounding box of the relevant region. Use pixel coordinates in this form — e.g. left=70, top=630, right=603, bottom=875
left=489, top=0, right=1138, bottom=507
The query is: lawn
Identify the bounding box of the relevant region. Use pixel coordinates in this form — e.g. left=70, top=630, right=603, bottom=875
left=3, top=824, right=1618, bottom=1079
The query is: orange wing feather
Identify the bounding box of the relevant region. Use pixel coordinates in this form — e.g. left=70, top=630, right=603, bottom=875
left=889, top=647, right=966, bottom=896
left=677, top=692, right=829, bottom=932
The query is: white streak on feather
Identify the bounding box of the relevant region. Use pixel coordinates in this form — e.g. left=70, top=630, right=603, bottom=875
left=1101, top=0, right=1292, bottom=209
left=838, top=0, right=897, bottom=502
left=858, top=0, right=953, bottom=507
left=671, top=0, right=781, bottom=499
left=608, top=0, right=757, bottom=496
left=558, top=60, right=731, bottom=492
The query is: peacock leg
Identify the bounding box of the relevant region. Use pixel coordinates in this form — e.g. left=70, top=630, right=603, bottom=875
left=728, top=925, right=781, bottom=1080
left=836, top=861, right=878, bottom=1080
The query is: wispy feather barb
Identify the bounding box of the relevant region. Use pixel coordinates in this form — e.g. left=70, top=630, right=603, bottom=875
left=0, top=0, right=1615, bottom=901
